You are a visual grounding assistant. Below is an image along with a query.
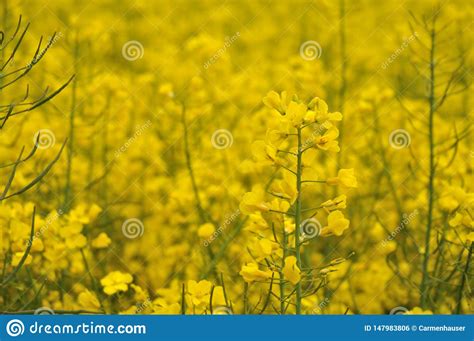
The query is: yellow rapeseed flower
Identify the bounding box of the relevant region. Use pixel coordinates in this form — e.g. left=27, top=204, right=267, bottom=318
left=100, top=271, right=133, bottom=295
left=327, top=169, right=358, bottom=188
left=239, top=262, right=272, bottom=283
left=91, top=232, right=112, bottom=249
left=321, top=210, right=350, bottom=236
left=282, top=256, right=301, bottom=285
left=197, top=223, right=215, bottom=239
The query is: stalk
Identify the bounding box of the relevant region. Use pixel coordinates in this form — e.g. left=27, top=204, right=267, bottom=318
left=294, top=127, right=303, bottom=314
left=334, top=0, right=347, bottom=176
left=280, top=227, right=288, bottom=314
left=63, top=31, right=79, bottom=212
left=454, top=242, right=473, bottom=314
left=420, top=25, right=436, bottom=308
left=181, top=104, right=205, bottom=223
left=181, top=104, right=217, bottom=278
left=101, top=99, right=109, bottom=207
left=80, top=249, right=105, bottom=313
left=243, top=282, right=249, bottom=314
left=337, top=0, right=347, bottom=125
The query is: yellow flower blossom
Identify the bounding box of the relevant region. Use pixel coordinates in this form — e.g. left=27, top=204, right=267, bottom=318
left=187, top=280, right=212, bottom=306
left=285, top=101, right=307, bottom=127
left=314, top=127, right=340, bottom=152
left=282, top=256, right=301, bottom=285
left=250, top=238, right=276, bottom=260
left=65, top=234, right=87, bottom=249
left=406, top=307, right=433, bottom=314
left=100, top=271, right=133, bottom=295
left=78, top=290, right=101, bottom=310
left=91, top=232, right=112, bottom=249
left=327, top=169, right=358, bottom=188
left=321, top=210, right=350, bottom=236
left=439, top=186, right=467, bottom=212
left=251, top=140, right=285, bottom=165
left=239, top=262, right=273, bottom=283
left=321, top=195, right=347, bottom=210
left=211, top=286, right=227, bottom=307
left=263, top=90, right=288, bottom=114
left=240, top=186, right=270, bottom=215
left=270, top=172, right=297, bottom=204
left=197, top=223, right=215, bottom=239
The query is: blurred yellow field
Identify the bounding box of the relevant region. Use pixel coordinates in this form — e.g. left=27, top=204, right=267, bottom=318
left=0, top=0, right=472, bottom=315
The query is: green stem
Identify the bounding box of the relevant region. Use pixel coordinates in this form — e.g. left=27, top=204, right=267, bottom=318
left=63, top=31, right=79, bottom=212
left=80, top=249, right=105, bottom=312
left=181, top=104, right=206, bottom=223
left=420, top=24, right=436, bottom=309
left=294, top=127, right=303, bottom=314
left=280, top=226, right=287, bottom=314
left=181, top=283, right=186, bottom=315
left=243, top=282, right=249, bottom=314
left=335, top=0, right=347, bottom=172
left=454, top=242, right=473, bottom=314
